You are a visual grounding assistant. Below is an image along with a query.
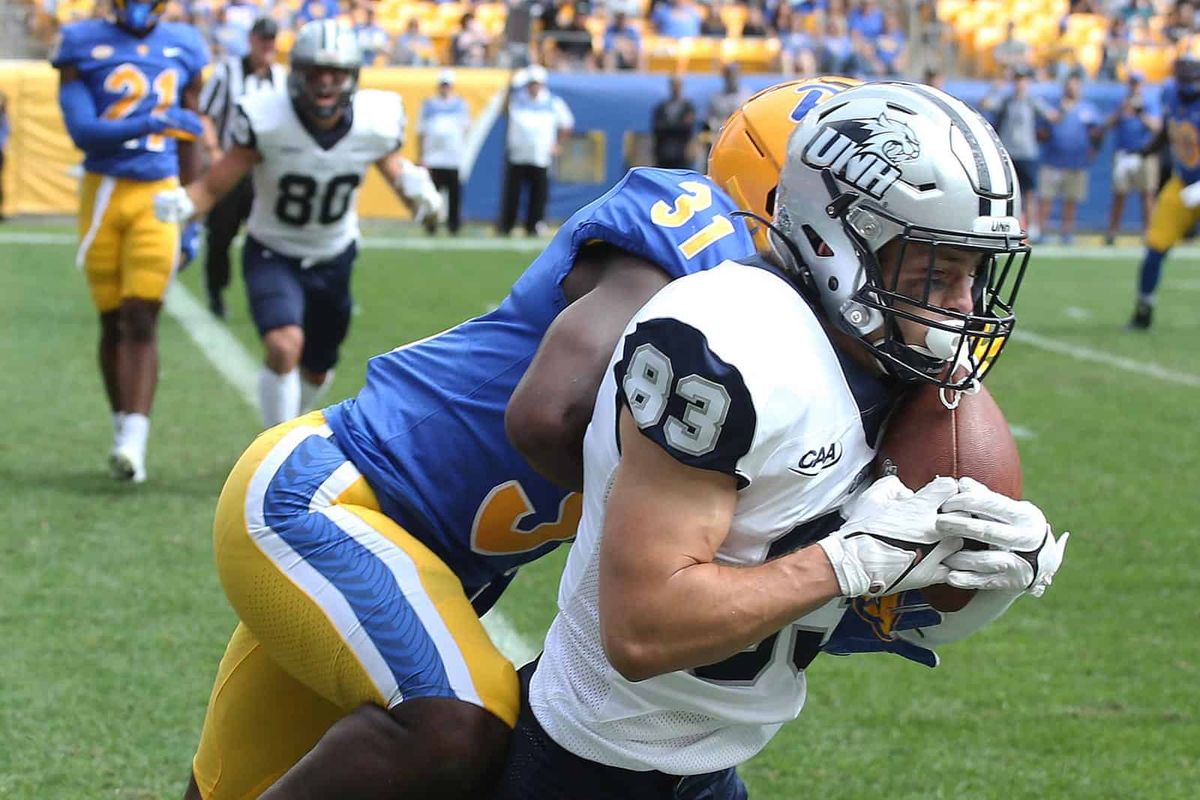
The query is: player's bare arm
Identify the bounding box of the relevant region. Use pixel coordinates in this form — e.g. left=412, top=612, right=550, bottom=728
left=191, top=145, right=258, bottom=216
left=155, top=145, right=258, bottom=223
left=598, top=408, right=841, bottom=682
left=507, top=245, right=672, bottom=490
left=177, top=74, right=204, bottom=185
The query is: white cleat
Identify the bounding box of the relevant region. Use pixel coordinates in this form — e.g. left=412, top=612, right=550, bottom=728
left=109, top=444, right=147, bottom=484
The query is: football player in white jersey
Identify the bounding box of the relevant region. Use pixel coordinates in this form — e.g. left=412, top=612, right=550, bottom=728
left=154, top=20, right=441, bottom=427
left=492, top=82, right=1070, bottom=799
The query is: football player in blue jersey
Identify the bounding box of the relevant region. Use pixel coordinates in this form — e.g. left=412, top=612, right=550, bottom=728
left=1129, top=53, right=1200, bottom=330
left=51, top=0, right=208, bottom=483
left=181, top=79, right=854, bottom=800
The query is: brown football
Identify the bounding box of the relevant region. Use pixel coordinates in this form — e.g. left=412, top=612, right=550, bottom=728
left=874, top=383, right=1023, bottom=612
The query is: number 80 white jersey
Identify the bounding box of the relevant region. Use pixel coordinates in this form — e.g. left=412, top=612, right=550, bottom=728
left=232, top=89, right=406, bottom=262
left=529, top=259, right=899, bottom=776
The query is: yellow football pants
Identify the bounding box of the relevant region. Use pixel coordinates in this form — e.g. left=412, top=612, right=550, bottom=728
left=192, top=412, right=519, bottom=800
left=76, top=172, right=180, bottom=312
left=1146, top=175, right=1200, bottom=252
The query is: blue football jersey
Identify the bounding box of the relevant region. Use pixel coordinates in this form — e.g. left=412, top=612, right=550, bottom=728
left=325, top=168, right=756, bottom=608
left=1162, top=80, right=1200, bottom=185
left=51, top=19, right=208, bottom=181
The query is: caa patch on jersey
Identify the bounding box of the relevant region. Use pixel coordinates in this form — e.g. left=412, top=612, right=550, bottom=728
left=615, top=317, right=756, bottom=481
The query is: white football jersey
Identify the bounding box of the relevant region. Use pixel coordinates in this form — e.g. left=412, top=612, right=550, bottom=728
left=232, top=89, right=405, bottom=262
left=529, top=259, right=898, bottom=776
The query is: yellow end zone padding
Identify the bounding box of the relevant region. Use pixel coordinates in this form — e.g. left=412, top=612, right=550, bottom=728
left=0, top=62, right=511, bottom=219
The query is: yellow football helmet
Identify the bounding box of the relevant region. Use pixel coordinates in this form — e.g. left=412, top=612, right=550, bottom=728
left=708, top=76, right=861, bottom=251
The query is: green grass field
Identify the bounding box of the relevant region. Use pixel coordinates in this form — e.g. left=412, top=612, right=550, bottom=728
left=1, top=222, right=1198, bottom=799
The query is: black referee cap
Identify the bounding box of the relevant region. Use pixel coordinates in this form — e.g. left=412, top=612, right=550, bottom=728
left=251, top=17, right=279, bottom=39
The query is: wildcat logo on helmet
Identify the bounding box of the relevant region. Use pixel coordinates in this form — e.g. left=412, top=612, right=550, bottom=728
left=801, top=113, right=920, bottom=199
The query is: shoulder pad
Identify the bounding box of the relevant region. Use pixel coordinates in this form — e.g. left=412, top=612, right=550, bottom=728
left=233, top=91, right=287, bottom=149
left=355, top=89, right=406, bottom=154
left=615, top=315, right=756, bottom=482
left=237, top=90, right=288, bottom=137
left=177, top=23, right=211, bottom=74
left=49, top=21, right=90, bottom=68
left=567, top=168, right=755, bottom=282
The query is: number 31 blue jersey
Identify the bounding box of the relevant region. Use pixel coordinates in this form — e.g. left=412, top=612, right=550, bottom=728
left=325, top=168, right=755, bottom=609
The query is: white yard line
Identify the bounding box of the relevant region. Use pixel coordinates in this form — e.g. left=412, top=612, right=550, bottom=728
left=160, top=280, right=535, bottom=664
left=1063, top=306, right=1092, bottom=320
left=1009, top=424, right=1036, bottom=440
left=1011, top=330, right=1200, bottom=388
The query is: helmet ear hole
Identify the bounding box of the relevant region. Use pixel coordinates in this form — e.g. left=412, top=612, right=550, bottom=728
left=801, top=224, right=834, bottom=258
left=765, top=186, right=777, bottom=217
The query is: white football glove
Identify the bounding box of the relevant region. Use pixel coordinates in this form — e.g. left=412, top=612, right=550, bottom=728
left=818, top=475, right=962, bottom=598
left=1181, top=180, right=1200, bottom=209
left=935, top=477, right=1068, bottom=597
left=398, top=164, right=442, bottom=225
left=154, top=186, right=195, bottom=223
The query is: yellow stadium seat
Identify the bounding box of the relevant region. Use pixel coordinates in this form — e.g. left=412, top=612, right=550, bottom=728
left=720, top=37, right=779, bottom=73
left=1076, top=42, right=1103, bottom=77
left=719, top=5, right=747, bottom=38
left=643, top=34, right=685, bottom=73
left=974, top=25, right=1007, bottom=77
left=678, top=37, right=722, bottom=72
left=937, top=0, right=970, bottom=26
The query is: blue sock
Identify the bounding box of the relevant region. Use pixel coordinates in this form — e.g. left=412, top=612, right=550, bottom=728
left=1138, top=248, right=1167, bottom=301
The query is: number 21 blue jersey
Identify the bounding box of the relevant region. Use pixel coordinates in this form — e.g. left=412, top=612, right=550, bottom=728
left=325, top=168, right=755, bottom=609
left=51, top=18, right=208, bottom=181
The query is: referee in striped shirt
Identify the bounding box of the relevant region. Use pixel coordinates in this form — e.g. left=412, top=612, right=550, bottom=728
left=198, top=17, right=285, bottom=318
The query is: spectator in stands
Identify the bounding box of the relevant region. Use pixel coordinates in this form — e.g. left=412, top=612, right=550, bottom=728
left=776, top=0, right=823, bottom=34
left=1103, top=74, right=1160, bottom=244
left=847, top=0, right=884, bottom=39
left=703, top=64, right=749, bottom=137
left=198, top=16, right=284, bottom=318
left=1038, top=72, right=1103, bottom=244
left=923, top=66, right=945, bottom=91
left=0, top=92, right=8, bottom=222
left=981, top=67, right=1046, bottom=242
left=453, top=12, right=491, bottom=66
left=224, top=0, right=256, bottom=35
left=419, top=70, right=471, bottom=236
left=1163, top=1, right=1196, bottom=43
left=499, top=65, right=574, bottom=236
left=651, top=0, right=702, bottom=38
left=780, top=12, right=819, bottom=76
left=391, top=18, right=433, bottom=66
left=864, top=10, right=907, bottom=76
left=993, top=21, right=1033, bottom=75
left=740, top=5, right=769, bottom=37
left=212, top=6, right=250, bottom=57
left=603, top=11, right=644, bottom=71
left=651, top=74, right=696, bottom=170
left=544, top=1, right=596, bottom=71
left=356, top=5, right=390, bottom=66
left=1121, top=0, right=1154, bottom=24
left=820, top=15, right=858, bottom=74
left=296, top=0, right=340, bottom=24
left=699, top=4, right=726, bottom=37
left=1100, top=17, right=1131, bottom=80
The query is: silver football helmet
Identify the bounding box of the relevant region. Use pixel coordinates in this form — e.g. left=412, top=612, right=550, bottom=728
left=289, top=20, right=363, bottom=120
left=771, top=81, right=1030, bottom=391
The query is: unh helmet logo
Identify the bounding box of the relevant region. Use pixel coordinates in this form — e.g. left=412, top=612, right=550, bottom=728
left=802, top=113, right=921, bottom=199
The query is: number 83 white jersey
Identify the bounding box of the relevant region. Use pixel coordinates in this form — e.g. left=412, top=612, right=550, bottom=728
left=529, top=258, right=900, bottom=776
left=232, top=88, right=405, bottom=262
